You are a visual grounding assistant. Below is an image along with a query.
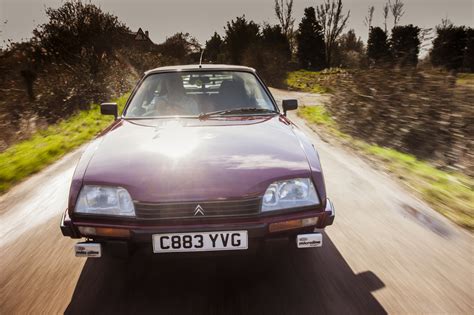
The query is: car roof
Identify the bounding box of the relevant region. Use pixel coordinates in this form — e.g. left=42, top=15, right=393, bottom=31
left=145, top=64, right=256, bottom=74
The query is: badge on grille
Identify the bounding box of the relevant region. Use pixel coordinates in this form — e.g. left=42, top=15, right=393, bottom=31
left=194, top=204, right=205, bottom=216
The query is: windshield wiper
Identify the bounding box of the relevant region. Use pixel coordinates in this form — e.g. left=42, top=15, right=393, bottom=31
left=199, top=107, right=278, bottom=120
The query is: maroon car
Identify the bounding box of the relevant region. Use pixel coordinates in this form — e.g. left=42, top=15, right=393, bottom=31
left=61, top=64, right=334, bottom=258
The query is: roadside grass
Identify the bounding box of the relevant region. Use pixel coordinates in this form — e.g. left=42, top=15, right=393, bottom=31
left=299, top=105, right=474, bottom=230
left=285, top=70, right=331, bottom=94
left=0, top=94, right=129, bottom=194
left=456, top=73, right=474, bottom=86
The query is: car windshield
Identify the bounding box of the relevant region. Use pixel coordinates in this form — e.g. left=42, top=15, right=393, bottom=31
left=124, top=71, right=276, bottom=118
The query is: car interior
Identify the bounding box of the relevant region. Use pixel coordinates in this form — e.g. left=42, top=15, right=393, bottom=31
left=126, top=71, right=274, bottom=117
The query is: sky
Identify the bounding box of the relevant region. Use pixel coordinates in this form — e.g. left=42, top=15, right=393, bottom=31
left=1, top=0, right=473, bottom=49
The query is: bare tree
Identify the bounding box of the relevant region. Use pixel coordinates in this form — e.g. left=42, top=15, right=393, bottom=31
left=316, top=0, right=350, bottom=67
left=389, top=0, right=405, bottom=27
left=274, top=0, right=295, bottom=50
left=383, top=2, right=389, bottom=32
left=418, top=27, right=434, bottom=56
left=364, top=5, right=375, bottom=31
left=440, top=16, right=453, bottom=28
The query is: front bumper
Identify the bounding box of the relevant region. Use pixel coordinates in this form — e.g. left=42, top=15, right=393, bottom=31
left=61, top=198, right=335, bottom=242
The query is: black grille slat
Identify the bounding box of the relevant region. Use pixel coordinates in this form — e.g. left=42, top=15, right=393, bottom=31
left=136, top=200, right=260, bottom=208
left=137, top=209, right=257, bottom=216
left=137, top=205, right=258, bottom=212
left=135, top=198, right=261, bottom=220
left=138, top=208, right=257, bottom=213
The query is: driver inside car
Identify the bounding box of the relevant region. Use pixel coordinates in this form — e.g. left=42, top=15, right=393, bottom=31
left=150, top=73, right=200, bottom=116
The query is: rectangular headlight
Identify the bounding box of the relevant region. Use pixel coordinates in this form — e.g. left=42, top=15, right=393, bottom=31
left=75, top=185, right=135, bottom=216
left=262, top=178, right=320, bottom=212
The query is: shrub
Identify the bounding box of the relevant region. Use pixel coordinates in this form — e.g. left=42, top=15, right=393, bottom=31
left=326, top=69, right=474, bottom=175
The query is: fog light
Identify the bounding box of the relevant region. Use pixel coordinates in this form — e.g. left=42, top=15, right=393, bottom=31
left=78, top=226, right=130, bottom=238
left=78, top=226, right=96, bottom=236
left=269, top=219, right=302, bottom=232
left=96, top=227, right=130, bottom=238
left=302, top=217, right=318, bottom=226
left=269, top=216, right=319, bottom=233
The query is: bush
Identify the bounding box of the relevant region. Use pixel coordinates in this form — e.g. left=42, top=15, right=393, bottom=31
left=390, top=25, right=421, bottom=67
left=367, top=27, right=391, bottom=65
left=242, top=24, right=290, bottom=86
left=431, top=24, right=468, bottom=71
left=242, top=45, right=288, bottom=87
left=0, top=1, right=168, bottom=150
left=326, top=69, right=474, bottom=175
left=296, top=7, right=326, bottom=70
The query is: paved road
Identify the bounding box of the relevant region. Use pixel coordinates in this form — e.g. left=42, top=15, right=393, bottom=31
left=1, top=89, right=472, bottom=314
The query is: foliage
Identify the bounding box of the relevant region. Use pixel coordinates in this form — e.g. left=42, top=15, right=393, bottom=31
left=285, top=70, right=333, bottom=94
left=118, top=48, right=174, bottom=74
left=342, top=29, right=364, bottom=51
left=32, top=0, right=129, bottom=73
left=0, top=1, right=170, bottom=149
left=298, top=106, right=340, bottom=132
left=158, top=32, right=201, bottom=63
left=274, top=0, right=295, bottom=50
left=261, top=24, right=291, bottom=59
left=223, top=16, right=261, bottom=65
left=315, top=0, right=350, bottom=67
left=431, top=23, right=469, bottom=71
left=296, top=7, right=326, bottom=70
left=332, top=29, right=365, bottom=68
left=388, top=0, right=405, bottom=27
left=390, top=24, right=420, bottom=67
left=0, top=94, right=129, bottom=193
left=367, top=27, right=391, bottom=64
left=382, top=2, right=389, bottom=33
left=326, top=68, right=474, bottom=175
left=299, top=105, right=474, bottom=230
left=363, top=5, right=375, bottom=31
left=204, top=32, right=224, bottom=63
left=456, top=73, right=474, bottom=86
left=242, top=24, right=290, bottom=86
left=214, top=16, right=291, bottom=86
left=464, top=28, right=474, bottom=71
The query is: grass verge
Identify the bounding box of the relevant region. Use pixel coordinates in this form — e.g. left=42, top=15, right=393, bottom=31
left=456, top=73, right=474, bottom=86
left=0, top=94, right=129, bottom=194
left=299, top=105, right=474, bottom=231
left=285, top=70, right=331, bottom=94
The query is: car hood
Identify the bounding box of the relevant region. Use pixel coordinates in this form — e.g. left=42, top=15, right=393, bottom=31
left=82, top=116, right=312, bottom=202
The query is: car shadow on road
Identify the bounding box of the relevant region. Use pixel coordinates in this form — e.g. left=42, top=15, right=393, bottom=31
left=65, top=232, right=386, bottom=315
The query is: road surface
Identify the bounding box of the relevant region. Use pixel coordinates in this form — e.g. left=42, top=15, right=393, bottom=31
left=1, top=89, right=472, bottom=314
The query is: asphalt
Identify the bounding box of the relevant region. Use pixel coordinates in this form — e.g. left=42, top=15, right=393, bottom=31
left=0, top=89, right=472, bottom=314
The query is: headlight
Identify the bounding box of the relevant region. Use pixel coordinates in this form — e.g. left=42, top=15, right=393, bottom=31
left=262, top=178, right=319, bottom=212
left=75, top=185, right=135, bottom=216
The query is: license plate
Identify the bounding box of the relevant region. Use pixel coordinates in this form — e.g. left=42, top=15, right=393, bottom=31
left=152, top=231, right=248, bottom=253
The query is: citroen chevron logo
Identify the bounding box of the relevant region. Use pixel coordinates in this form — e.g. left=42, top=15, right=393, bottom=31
left=194, top=204, right=205, bottom=216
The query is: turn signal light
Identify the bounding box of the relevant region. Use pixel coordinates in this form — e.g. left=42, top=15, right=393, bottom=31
left=78, top=226, right=130, bottom=238
left=269, top=216, right=319, bottom=233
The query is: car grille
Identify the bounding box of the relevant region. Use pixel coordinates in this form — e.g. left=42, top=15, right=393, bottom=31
left=134, top=197, right=262, bottom=220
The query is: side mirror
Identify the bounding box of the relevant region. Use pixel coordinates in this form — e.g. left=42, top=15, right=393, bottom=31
left=282, top=99, right=298, bottom=116
left=101, top=103, right=118, bottom=119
